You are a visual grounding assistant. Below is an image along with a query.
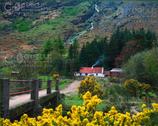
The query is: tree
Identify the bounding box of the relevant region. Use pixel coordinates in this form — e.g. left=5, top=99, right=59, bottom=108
left=114, top=40, right=142, bottom=67
left=124, top=48, right=158, bottom=87
left=44, top=51, right=65, bottom=74
left=40, top=37, right=65, bottom=75
left=67, top=40, right=80, bottom=76
left=123, top=52, right=146, bottom=82
left=143, top=49, right=158, bottom=86
left=133, top=28, right=157, bottom=50
left=114, top=28, right=157, bottom=67
left=41, top=37, right=65, bottom=59
left=79, top=37, right=109, bottom=67
left=79, top=44, right=87, bottom=67
left=14, top=54, right=39, bottom=79
left=52, top=38, right=65, bottom=55
left=78, top=28, right=157, bottom=69
left=108, top=28, right=132, bottom=68
left=42, top=40, right=53, bottom=58
left=68, top=40, right=79, bottom=59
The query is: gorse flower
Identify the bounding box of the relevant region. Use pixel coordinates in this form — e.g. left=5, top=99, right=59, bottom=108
left=152, top=103, right=158, bottom=111
left=1, top=91, right=158, bottom=126
left=79, top=76, right=103, bottom=98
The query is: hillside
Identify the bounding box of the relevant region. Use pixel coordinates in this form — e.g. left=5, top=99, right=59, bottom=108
left=78, top=0, right=158, bottom=44
left=0, top=0, right=158, bottom=60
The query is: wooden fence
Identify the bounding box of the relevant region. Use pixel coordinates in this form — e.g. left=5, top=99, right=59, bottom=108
left=0, top=78, right=59, bottom=118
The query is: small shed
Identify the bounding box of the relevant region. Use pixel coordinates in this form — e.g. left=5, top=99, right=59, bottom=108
left=109, top=68, right=123, bottom=77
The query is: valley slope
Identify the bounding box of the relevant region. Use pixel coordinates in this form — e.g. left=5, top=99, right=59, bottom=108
left=0, top=0, right=158, bottom=60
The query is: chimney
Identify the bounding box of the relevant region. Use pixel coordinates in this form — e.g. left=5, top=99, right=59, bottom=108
left=102, top=67, right=104, bottom=74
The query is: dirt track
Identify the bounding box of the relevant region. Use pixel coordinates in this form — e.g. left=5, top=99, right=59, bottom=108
left=60, top=80, right=81, bottom=95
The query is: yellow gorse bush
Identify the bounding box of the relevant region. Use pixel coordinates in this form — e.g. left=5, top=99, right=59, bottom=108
left=124, top=79, right=151, bottom=96
left=1, top=91, right=158, bottom=126
left=79, top=76, right=103, bottom=98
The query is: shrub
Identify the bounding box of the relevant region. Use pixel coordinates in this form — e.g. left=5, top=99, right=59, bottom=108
left=13, top=18, right=32, bottom=32
left=124, top=79, right=140, bottom=96
left=0, top=67, right=12, bottom=78
left=124, top=48, right=158, bottom=87
left=123, top=52, right=146, bottom=82
left=140, top=83, right=151, bottom=91
left=103, top=84, right=133, bottom=112
left=79, top=76, right=103, bottom=98
left=108, top=77, right=121, bottom=83
left=124, top=79, right=151, bottom=97
left=143, top=49, right=158, bottom=87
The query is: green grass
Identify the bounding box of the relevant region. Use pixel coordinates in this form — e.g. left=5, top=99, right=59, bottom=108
left=61, top=1, right=90, bottom=17
left=61, top=94, right=83, bottom=115
left=13, top=19, right=32, bottom=32
left=19, top=17, right=70, bottom=43
left=62, top=94, right=83, bottom=108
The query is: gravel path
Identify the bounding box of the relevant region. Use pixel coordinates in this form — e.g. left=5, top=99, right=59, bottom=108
left=60, top=80, right=81, bottom=95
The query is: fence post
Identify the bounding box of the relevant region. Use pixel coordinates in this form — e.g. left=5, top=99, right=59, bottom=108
left=55, top=79, right=59, bottom=92
left=31, top=79, right=41, bottom=115
left=55, top=79, right=60, bottom=106
left=39, top=79, right=42, bottom=89
left=0, top=79, right=9, bottom=118
left=31, top=79, right=39, bottom=101
left=47, top=80, right=51, bottom=94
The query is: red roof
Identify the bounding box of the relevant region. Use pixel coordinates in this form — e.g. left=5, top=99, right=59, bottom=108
left=80, top=67, right=103, bottom=74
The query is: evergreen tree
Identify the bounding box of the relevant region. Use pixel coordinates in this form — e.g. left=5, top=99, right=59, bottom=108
left=79, top=28, right=157, bottom=69
left=79, top=37, right=109, bottom=67
left=66, top=40, right=80, bottom=76
left=79, top=44, right=88, bottom=67
left=42, top=40, right=53, bottom=57
left=68, top=40, right=79, bottom=59
left=52, top=37, right=65, bottom=55
left=41, top=37, right=65, bottom=58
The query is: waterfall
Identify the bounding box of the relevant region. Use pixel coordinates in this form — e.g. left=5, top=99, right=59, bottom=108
left=67, top=3, right=98, bottom=44
left=95, top=4, right=100, bottom=13
left=90, top=22, right=94, bottom=30
left=68, top=30, right=87, bottom=44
